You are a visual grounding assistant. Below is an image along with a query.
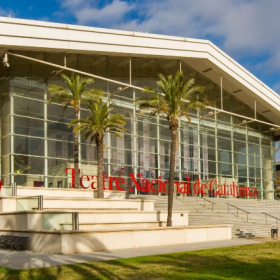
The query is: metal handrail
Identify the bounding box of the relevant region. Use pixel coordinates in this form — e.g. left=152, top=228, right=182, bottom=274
left=258, top=198, right=280, bottom=205
left=200, top=198, right=216, bottom=212
left=262, top=212, right=280, bottom=226
left=38, top=195, right=43, bottom=211
left=72, top=212, right=79, bottom=230
left=227, top=203, right=250, bottom=222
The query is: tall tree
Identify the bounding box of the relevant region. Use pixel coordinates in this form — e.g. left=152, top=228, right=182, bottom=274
left=48, top=73, right=103, bottom=189
left=70, top=99, right=126, bottom=198
left=136, top=70, right=209, bottom=226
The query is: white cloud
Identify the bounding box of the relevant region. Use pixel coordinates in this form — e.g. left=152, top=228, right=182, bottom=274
left=78, top=1, right=134, bottom=25
left=59, top=0, right=135, bottom=25
left=59, top=0, right=280, bottom=74
left=59, top=0, right=86, bottom=9
left=0, top=6, right=14, bottom=17
left=273, top=82, right=280, bottom=95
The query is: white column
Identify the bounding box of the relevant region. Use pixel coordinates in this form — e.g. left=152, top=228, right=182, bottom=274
left=264, top=139, right=274, bottom=200
left=259, top=137, right=263, bottom=199
left=197, top=111, right=201, bottom=197
left=220, top=75, right=223, bottom=110
left=157, top=115, right=161, bottom=195
left=246, top=125, right=249, bottom=190
left=107, top=56, right=111, bottom=177
left=131, top=58, right=138, bottom=195
left=178, top=118, right=182, bottom=182
left=231, top=115, right=235, bottom=197
left=215, top=110, right=218, bottom=184
left=10, top=81, right=14, bottom=185
left=44, top=82, right=48, bottom=187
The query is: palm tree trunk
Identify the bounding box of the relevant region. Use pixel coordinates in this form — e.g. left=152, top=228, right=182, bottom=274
left=74, top=108, right=80, bottom=189
left=96, top=134, right=104, bottom=198
left=167, top=123, right=178, bottom=227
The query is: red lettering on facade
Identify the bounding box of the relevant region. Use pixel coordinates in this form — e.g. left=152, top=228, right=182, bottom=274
left=65, top=167, right=259, bottom=197
left=116, top=177, right=125, bottom=191
left=80, top=175, right=90, bottom=189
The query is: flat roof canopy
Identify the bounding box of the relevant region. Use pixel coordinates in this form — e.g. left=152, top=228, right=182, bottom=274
left=1, top=16, right=280, bottom=135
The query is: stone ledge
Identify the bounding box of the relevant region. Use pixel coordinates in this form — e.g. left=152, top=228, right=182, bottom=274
left=0, top=224, right=232, bottom=234
left=0, top=210, right=189, bottom=214
left=0, top=224, right=232, bottom=254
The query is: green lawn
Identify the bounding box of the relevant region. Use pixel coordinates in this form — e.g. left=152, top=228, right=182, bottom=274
left=1, top=241, right=280, bottom=280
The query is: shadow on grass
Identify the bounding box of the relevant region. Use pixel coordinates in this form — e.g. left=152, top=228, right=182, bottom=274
left=0, top=243, right=140, bottom=280
left=115, top=251, right=280, bottom=280
left=1, top=243, right=280, bottom=279
left=0, top=257, right=140, bottom=280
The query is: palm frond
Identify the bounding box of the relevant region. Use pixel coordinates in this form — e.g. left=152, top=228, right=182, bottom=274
left=48, top=73, right=104, bottom=112
left=143, top=86, right=157, bottom=94
left=137, top=70, right=210, bottom=123
left=70, top=98, right=126, bottom=143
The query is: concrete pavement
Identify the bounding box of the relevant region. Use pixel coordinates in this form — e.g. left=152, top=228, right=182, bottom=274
left=0, top=239, right=266, bottom=270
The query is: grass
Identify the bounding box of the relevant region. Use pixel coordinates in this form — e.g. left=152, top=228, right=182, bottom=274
left=0, top=241, right=280, bottom=279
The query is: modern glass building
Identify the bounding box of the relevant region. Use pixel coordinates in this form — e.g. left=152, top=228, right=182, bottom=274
left=0, top=17, right=279, bottom=199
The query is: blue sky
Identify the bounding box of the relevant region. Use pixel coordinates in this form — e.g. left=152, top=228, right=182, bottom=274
left=1, top=0, right=280, bottom=94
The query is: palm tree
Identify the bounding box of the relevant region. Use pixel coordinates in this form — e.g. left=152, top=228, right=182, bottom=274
left=136, top=70, right=209, bottom=226
left=275, top=186, right=280, bottom=199
left=48, top=73, right=103, bottom=189
left=70, top=98, right=126, bottom=198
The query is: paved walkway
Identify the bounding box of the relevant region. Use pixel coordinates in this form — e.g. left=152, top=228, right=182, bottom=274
left=0, top=239, right=266, bottom=270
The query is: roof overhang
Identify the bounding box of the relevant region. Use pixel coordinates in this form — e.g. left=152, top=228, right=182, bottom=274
left=0, top=16, right=280, bottom=135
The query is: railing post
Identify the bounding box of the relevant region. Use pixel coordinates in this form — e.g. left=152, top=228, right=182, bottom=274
left=12, top=182, right=17, bottom=196
left=38, top=195, right=43, bottom=211
left=72, top=212, right=79, bottom=230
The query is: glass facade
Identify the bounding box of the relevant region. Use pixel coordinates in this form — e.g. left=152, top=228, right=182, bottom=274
left=0, top=51, right=275, bottom=199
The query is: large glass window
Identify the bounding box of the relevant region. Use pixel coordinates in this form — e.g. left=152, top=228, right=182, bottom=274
left=0, top=51, right=275, bottom=197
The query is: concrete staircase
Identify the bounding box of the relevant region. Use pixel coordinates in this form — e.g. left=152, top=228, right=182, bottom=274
left=0, top=187, right=232, bottom=253
left=0, top=196, right=187, bottom=230
left=129, top=194, right=280, bottom=238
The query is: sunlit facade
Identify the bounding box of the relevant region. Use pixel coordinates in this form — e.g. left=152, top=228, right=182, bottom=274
left=0, top=17, right=278, bottom=199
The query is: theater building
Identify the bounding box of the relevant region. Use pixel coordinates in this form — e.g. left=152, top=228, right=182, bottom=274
left=0, top=16, right=280, bottom=199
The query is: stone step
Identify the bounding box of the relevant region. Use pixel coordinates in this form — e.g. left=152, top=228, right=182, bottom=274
left=145, top=194, right=279, bottom=238
left=42, top=197, right=154, bottom=211
left=60, top=221, right=166, bottom=230
left=41, top=208, right=139, bottom=211
left=0, top=196, right=155, bottom=212
left=77, top=210, right=189, bottom=226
